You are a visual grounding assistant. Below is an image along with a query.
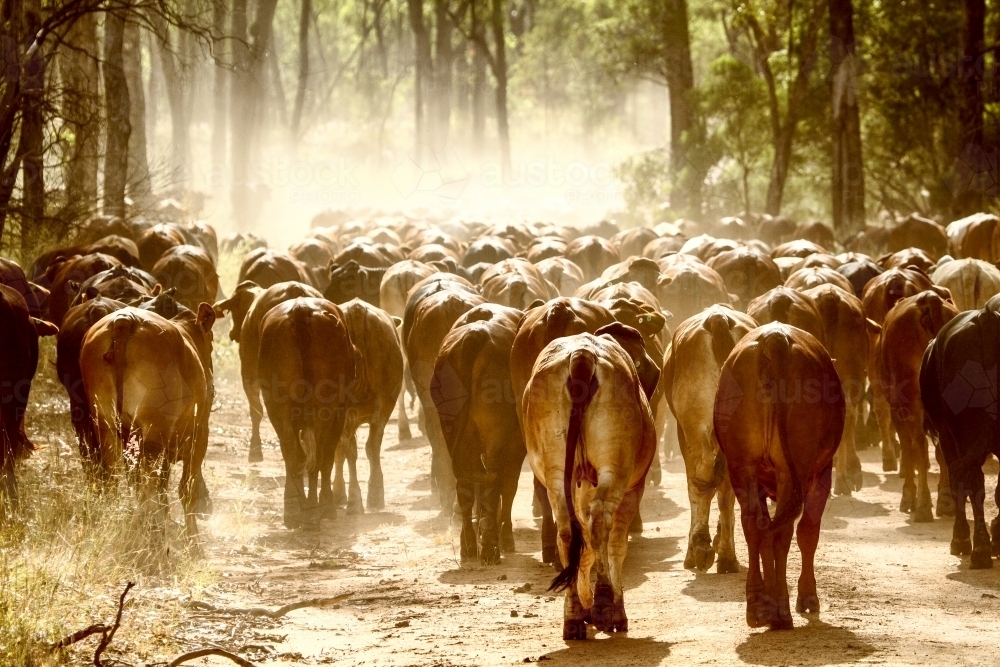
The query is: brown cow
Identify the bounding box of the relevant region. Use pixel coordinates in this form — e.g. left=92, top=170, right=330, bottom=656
left=216, top=281, right=322, bottom=462
left=931, top=259, right=1000, bottom=311
left=258, top=298, right=358, bottom=528
left=662, top=305, right=755, bottom=573
left=479, top=259, right=556, bottom=308
left=379, top=260, right=437, bottom=319
left=886, top=214, right=949, bottom=260
left=1, top=258, right=46, bottom=318
left=879, top=248, right=936, bottom=273
left=0, top=286, right=58, bottom=516
left=80, top=304, right=217, bottom=539
left=332, top=299, right=404, bottom=512
left=152, top=245, right=220, bottom=311
left=137, top=223, right=187, bottom=270
left=785, top=266, right=854, bottom=293
left=877, top=291, right=959, bottom=520
left=535, top=257, right=586, bottom=297
left=746, top=287, right=826, bottom=346
left=714, top=323, right=845, bottom=629
left=523, top=324, right=660, bottom=639
left=406, top=286, right=486, bottom=510
left=46, top=253, right=122, bottom=324
left=565, top=235, right=620, bottom=281
left=804, top=284, right=877, bottom=495
left=657, top=262, right=733, bottom=325
left=238, top=249, right=314, bottom=290
left=772, top=240, right=828, bottom=259
left=708, top=248, right=782, bottom=310
left=611, top=227, right=659, bottom=259
left=431, top=304, right=524, bottom=563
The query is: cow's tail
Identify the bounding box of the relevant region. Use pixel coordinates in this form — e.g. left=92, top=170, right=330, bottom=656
left=103, top=316, right=135, bottom=449
left=695, top=310, right=737, bottom=497
left=291, top=305, right=317, bottom=472
left=508, top=278, right=527, bottom=309
left=434, top=328, right=486, bottom=471
left=759, top=330, right=803, bottom=534
left=549, top=349, right=598, bottom=593
left=961, top=263, right=980, bottom=310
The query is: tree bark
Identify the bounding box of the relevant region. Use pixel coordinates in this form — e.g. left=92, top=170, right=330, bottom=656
left=20, top=0, right=44, bottom=252
left=153, top=20, right=192, bottom=184
left=830, top=0, right=865, bottom=237
left=432, top=0, right=454, bottom=154
left=124, top=20, right=153, bottom=208
left=662, top=0, right=697, bottom=212
left=956, top=0, right=986, bottom=214
left=103, top=10, right=131, bottom=219
left=212, top=0, right=229, bottom=167
left=61, top=13, right=100, bottom=218
left=471, top=9, right=486, bottom=155
left=290, top=0, right=310, bottom=142
left=490, top=0, right=510, bottom=180
left=407, top=0, right=432, bottom=158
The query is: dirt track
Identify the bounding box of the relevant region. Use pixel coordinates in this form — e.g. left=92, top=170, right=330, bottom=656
left=26, top=354, right=1000, bottom=666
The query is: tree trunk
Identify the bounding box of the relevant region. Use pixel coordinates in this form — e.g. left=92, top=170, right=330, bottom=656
left=212, top=0, right=228, bottom=167
left=290, top=0, right=310, bottom=142
left=230, top=0, right=279, bottom=229
left=103, top=10, right=130, bottom=219
left=407, top=0, right=432, bottom=158
left=269, top=37, right=289, bottom=128
left=124, top=20, right=153, bottom=208
left=762, top=2, right=824, bottom=215
left=471, top=11, right=486, bottom=155
left=662, top=0, right=697, bottom=213
left=61, top=13, right=100, bottom=219
left=830, top=0, right=865, bottom=236
left=490, top=0, right=510, bottom=180
left=20, top=0, right=44, bottom=253
left=432, top=0, right=454, bottom=154
left=956, top=0, right=986, bottom=214
left=152, top=19, right=191, bottom=185
left=146, top=28, right=160, bottom=148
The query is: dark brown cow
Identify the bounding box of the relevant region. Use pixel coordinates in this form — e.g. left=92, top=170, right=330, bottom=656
left=46, top=253, right=122, bottom=325
left=0, top=258, right=46, bottom=318
left=877, top=291, right=959, bottom=520
left=406, top=286, right=486, bottom=509
left=258, top=298, right=358, bottom=528
left=332, top=299, right=404, bottom=512
left=290, top=238, right=335, bottom=269
left=333, top=241, right=405, bottom=267
left=431, top=304, right=524, bottom=564
left=837, top=258, right=883, bottom=298
left=0, top=285, right=58, bottom=516
left=565, top=235, right=621, bottom=281
left=662, top=305, right=755, bottom=573
left=523, top=324, right=659, bottom=639
left=217, top=281, right=322, bottom=462
left=611, top=227, right=659, bottom=258
left=746, top=287, right=826, bottom=346
left=886, top=214, right=949, bottom=260
left=879, top=248, right=936, bottom=273
left=784, top=266, right=855, bottom=293
left=137, top=223, right=187, bottom=270
left=29, top=235, right=140, bottom=282
left=714, top=323, right=844, bottom=630
left=152, top=245, right=220, bottom=311
left=80, top=304, right=216, bottom=539
left=463, top=236, right=515, bottom=267
left=708, top=248, right=782, bottom=310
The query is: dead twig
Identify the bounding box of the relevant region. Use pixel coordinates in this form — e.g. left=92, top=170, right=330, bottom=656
left=49, top=581, right=135, bottom=666
left=164, top=648, right=257, bottom=667
left=186, top=592, right=352, bottom=619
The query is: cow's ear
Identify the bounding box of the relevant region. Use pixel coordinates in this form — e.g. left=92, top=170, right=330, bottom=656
left=866, top=318, right=882, bottom=336
left=661, top=309, right=674, bottom=321
left=391, top=316, right=402, bottom=328
left=526, top=299, right=545, bottom=311
left=32, top=318, right=59, bottom=337
left=68, top=280, right=80, bottom=294
left=151, top=283, right=162, bottom=296
left=932, top=285, right=953, bottom=303
left=196, top=302, right=217, bottom=333
left=83, top=285, right=100, bottom=302
left=728, top=293, right=741, bottom=307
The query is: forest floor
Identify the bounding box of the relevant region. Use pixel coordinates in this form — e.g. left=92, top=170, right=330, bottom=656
left=14, top=337, right=1000, bottom=667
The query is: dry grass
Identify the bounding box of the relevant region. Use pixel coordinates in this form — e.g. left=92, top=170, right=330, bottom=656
left=0, top=341, right=215, bottom=666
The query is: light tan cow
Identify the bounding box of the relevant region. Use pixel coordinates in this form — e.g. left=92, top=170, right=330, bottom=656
left=523, top=324, right=660, bottom=639
left=662, top=305, right=755, bottom=574
left=931, top=258, right=1000, bottom=311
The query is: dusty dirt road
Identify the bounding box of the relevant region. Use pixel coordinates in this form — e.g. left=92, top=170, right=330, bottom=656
left=24, top=350, right=1000, bottom=666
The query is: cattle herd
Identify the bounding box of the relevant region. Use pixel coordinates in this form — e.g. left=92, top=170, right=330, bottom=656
left=3, top=208, right=1000, bottom=640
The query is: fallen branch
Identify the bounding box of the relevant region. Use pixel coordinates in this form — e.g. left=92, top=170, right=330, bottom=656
left=186, top=592, right=352, bottom=619
left=164, top=648, right=257, bottom=667
left=49, top=581, right=135, bottom=667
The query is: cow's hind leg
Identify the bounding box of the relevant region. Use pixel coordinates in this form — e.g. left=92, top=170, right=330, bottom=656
left=365, top=417, right=388, bottom=510
left=911, top=429, right=934, bottom=523
left=935, top=444, right=955, bottom=517
left=736, top=473, right=767, bottom=628
left=497, top=461, right=521, bottom=554
left=992, top=475, right=1000, bottom=557
left=562, top=585, right=588, bottom=640
left=898, top=429, right=917, bottom=515
left=968, top=466, right=993, bottom=569
left=796, top=464, right=831, bottom=614
left=769, top=517, right=795, bottom=630
left=344, top=432, right=364, bottom=514
left=396, top=381, right=413, bottom=441
left=681, top=427, right=715, bottom=571
left=456, top=475, right=478, bottom=562
left=0, top=455, right=16, bottom=519
left=245, top=376, right=265, bottom=463
left=872, top=383, right=897, bottom=471
left=950, top=474, right=972, bottom=557
left=715, top=475, right=739, bottom=574
left=536, top=477, right=558, bottom=566
left=604, top=485, right=641, bottom=633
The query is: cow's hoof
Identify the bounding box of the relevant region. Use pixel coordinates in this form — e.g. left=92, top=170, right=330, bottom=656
left=591, top=584, right=614, bottom=632
left=833, top=475, right=851, bottom=497
left=936, top=494, right=955, bottom=518
left=542, top=545, right=557, bottom=565
left=563, top=618, right=588, bottom=641
left=796, top=594, right=819, bottom=614
left=852, top=471, right=864, bottom=492
left=912, top=505, right=934, bottom=523
left=970, top=550, right=994, bottom=570
left=346, top=498, right=364, bottom=516
left=685, top=536, right=716, bottom=572
left=883, top=458, right=897, bottom=473
left=716, top=555, right=740, bottom=574
left=648, top=465, right=661, bottom=486
left=746, top=605, right=769, bottom=629
left=899, top=494, right=914, bottom=514
left=951, top=538, right=972, bottom=556
left=769, top=615, right=794, bottom=631
left=628, top=515, right=643, bottom=535
left=479, top=545, right=500, bottom=566
left=332, top=487, right=347, bottom=507
left=532, top=495, right=543, bottom=518
left=500, top=531, right=516, bottom=554
left=398, top=428, right=413, bottom=441
left=611, top=603, right=628, bottom=633
left=283, top=510, right=302, bottom=530
left=248, top=444, right=263, bottom=464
